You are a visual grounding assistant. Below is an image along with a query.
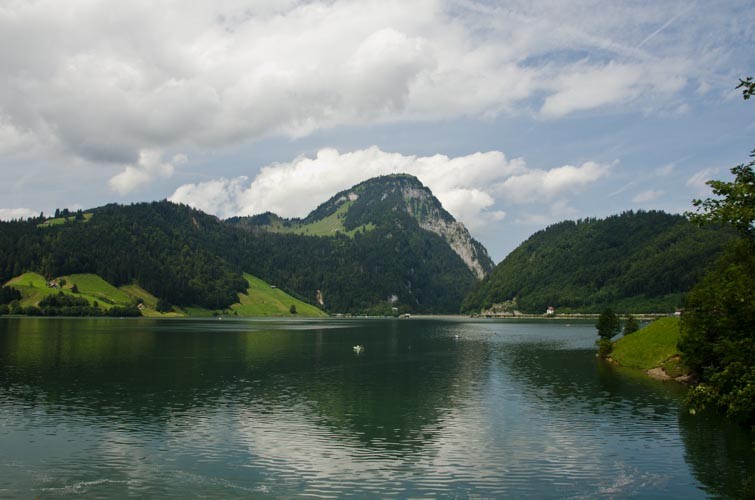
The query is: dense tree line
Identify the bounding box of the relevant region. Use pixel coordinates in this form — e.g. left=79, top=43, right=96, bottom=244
left=231, top=224, right=475, bottom=313
left=0, top=304, right=141, bottom=317
left=462, top=211, right=734, bottom=314
left=0, top=291, right=141, bottom=317
left=0, top=202, right=247, bottom=310
left=0, top=286, right=21, bottom=304
left=680, top=82, right=754, bottom=425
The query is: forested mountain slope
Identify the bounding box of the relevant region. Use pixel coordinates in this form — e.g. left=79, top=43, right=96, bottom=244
left=0, top=175, right=490, bottom=314
left=230, top=174, right=494, bottom=279
left=230, top=175, right=492, bottom=313
left=462, top=211, right=734, bottom=314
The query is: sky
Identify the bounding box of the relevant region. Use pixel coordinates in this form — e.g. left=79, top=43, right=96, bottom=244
left=0, top=0, right=753, bottom=261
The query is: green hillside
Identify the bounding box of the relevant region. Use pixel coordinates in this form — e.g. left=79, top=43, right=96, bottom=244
left=6, top=272, right=65, bottom=307
left=462, top=211, right=734, bottom=314
left=0, top=175, right=490, bottom=314
left=251, top=203, right=375, bottom=238
left=6, top=272, right=135, bottom=311
left=230, top=273, right=327, bottom=317
left=62, top=273, right=133, bottom=305
left=3, top=271, right=326, bottom=318
left=611, top=317, right=687, bottom=375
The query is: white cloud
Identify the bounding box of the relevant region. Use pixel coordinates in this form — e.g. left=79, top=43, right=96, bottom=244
left=0, top=208, right=38, bottom=221
left=497, top=161, right=611, bottom=203
left=515, top=199, right=579, bottom=225
left=686, top=167, right=718, bottom=193
left=108, top=150, right=183, bottom=195
left=632, top=189, right=664, bottom=203
left=0, top=0, right=747, bottom=179
left=170, top=176, right=250, bottom=216
left=169, top=146, right=608, bottom=232
left=540, top=61, right=688, bottom=118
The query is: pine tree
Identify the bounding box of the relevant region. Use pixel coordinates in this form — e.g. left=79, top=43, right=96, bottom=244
left=596, top=308, right=620, bottom=340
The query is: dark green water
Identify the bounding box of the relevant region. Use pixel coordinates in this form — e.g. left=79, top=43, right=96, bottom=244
left=0, top=317, right=752, bottom=498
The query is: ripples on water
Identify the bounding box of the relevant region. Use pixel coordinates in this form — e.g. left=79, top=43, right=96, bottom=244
left=0, top=317, right=752, bottom=498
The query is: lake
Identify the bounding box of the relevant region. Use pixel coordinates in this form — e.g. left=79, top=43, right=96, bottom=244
left=0, top=317, right=752, bottom=498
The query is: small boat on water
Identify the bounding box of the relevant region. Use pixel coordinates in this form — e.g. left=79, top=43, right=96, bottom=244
left=353, top=345, right=364, bottom=354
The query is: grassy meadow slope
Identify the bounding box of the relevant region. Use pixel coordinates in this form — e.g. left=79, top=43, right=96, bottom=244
left=610, top=317, right=690, bottom=379
left=8, top=272, right=133, bottom=310
left=4, top=271, right=327, bottom=318
left=230, top=273, right=327, bottom=317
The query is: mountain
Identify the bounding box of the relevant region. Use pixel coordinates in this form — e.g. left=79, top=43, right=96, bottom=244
left=230, top=174, right=494, bottom=279
left=0, top=175, right=492, bottom=315
left=461, top=210, right=735, bottom=314
left=229, top=175, right=493, bottom=313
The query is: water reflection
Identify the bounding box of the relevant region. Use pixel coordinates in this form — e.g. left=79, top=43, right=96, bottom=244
left=0, top=317, right=752, bottom=497
left=678, top=410, right=755, bottom=498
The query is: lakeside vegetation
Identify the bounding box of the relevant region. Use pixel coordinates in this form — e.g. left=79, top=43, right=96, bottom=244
left=675, top=82, right=754, bottom=426
left=610, top=317, right=690, bottom=378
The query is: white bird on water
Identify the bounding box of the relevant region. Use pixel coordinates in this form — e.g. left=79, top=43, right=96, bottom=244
left=353, top=345, right=364, bottom=354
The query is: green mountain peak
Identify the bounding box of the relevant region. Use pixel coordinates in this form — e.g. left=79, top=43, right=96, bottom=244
left=238, top=174, right=494, bottom=279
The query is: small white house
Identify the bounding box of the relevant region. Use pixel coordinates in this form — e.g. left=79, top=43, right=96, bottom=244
left=546, top=306, right=555, bottom=315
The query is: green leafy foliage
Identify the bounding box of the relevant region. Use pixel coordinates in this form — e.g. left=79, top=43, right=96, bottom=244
left=596, top=308, right=620, bottom=340
left=623, top=314, right=639, bottom=335
left=596, top=339, right=613, bottom=358
left=687, top=151, right=755, bottom=239
left=462, top=211, right=733, bottom=313
left=2, top=288, right=141, bottom=317
left=737, top=76, right=755, bottom=100
left=155, top=298, right=172, bottom=313
left=680, top=80, right=755, bottom=426
left=39, top=291, right=89, bottom=308
left=0, top=286, right=21, bottom=305
left=680, top=239, right=755, bottom=425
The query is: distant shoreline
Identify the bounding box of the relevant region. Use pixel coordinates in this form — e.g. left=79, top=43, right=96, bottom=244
left=407, top=313, right=672, bottom=321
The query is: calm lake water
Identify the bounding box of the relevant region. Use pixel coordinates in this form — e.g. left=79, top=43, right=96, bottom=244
left=0, top=317, right=752, bottom=498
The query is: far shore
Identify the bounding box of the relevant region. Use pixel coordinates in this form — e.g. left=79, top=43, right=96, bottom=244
left=348, top=313, right=675, bottom=321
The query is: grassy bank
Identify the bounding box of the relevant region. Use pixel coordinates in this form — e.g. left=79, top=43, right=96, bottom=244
left=610, top=316, right=691, bottom=379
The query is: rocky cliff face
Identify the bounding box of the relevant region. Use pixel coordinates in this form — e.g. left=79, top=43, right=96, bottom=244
left=399, top=183, right=492, bottom=280
left=325, top=174, right=493, bottom=279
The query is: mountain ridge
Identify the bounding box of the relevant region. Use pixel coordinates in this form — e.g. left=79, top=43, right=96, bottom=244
left=1, top=175, right=490, bottom=314
left=461, top=210, right=734, bottom=314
